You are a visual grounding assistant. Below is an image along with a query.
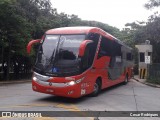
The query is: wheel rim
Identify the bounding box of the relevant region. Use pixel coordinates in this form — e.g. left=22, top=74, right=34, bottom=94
left=125, top=77, right=128, bottom=83
left=94, top=83, right=99, bottom=93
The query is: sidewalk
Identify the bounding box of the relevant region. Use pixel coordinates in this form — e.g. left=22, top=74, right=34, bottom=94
left=0, top=79, right=31, bottom=85
left=133, top=75, right=160, bottom=88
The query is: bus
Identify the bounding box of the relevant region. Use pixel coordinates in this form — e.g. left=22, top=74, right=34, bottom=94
left=27, top=27, right=133, bottom=98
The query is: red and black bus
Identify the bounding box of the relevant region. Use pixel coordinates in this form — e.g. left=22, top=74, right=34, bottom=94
left=27, top=27, right=133, bottom=98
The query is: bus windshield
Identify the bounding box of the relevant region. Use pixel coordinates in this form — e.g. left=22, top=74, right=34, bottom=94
left=34, top=34, right=85, bottom=76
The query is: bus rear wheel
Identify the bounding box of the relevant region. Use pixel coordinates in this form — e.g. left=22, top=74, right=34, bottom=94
left=91, top=80, right=101, bottom=97
left=123, top=74, right=128, bottom=85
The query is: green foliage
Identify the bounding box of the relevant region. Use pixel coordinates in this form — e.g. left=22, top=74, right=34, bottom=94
left=122, top=0, right=160, bottom=63
left=147, top=63, right=160, bottom=84
left=145, top=0, right=160, bottom=9
left=0, top=0, right=133, bottom=80
left=147, top=77, right=160, bottom=85
left=0, top=0, right=54, bottom=80
left=2, top=0, right=160, bottom=80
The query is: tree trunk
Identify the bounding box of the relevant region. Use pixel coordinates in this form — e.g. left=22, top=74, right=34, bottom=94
left=1, top=45, right=4, bottom=80
left=6, top=39, right=11, bottom=81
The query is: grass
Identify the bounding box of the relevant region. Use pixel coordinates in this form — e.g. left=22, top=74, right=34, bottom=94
left=147, top=77, right=160, bottom=85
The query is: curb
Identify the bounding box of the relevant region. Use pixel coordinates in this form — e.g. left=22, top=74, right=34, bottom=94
left=0, top=80, right=32, bottom=85
left=133, top=78, right=160, bottom=88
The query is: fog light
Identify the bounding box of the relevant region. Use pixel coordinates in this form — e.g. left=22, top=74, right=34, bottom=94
left=68, top=90, right=74, bottom=95
left=33, top=86, right=37, bottom=90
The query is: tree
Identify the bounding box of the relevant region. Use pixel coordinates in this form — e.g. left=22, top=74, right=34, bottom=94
left=122, top=0, right=160, bottom=63
left=0, top=0, right=53, bottom=80
left=0, top=0, right=124, bottom=80
left=145, top=0, right=160, bottom=9
left=0, top=0, right=32, bottom=79
left=144, top=0, right=160, bottom=62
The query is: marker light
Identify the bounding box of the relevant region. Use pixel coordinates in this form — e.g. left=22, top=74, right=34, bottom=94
left=75, top=77, right=85, bottom=84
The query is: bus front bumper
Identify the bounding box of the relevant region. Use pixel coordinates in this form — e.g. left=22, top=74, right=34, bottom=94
left=32, top=80, right=86, bottom=98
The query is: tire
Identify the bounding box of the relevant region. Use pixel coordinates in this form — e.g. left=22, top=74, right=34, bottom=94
left=123, top=75, right=128, bottom=85
left=91, top=80, right=101, bottom=97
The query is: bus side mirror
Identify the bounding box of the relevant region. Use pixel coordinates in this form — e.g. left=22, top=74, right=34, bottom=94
left=27, top=39, right=41, bottom=54
left=78, top=40, right=93, bottom=57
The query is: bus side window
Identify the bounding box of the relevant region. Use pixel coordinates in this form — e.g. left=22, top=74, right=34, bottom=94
left=98, top=36, right=112, bottom=59
left=126, top=52, right=133, bottom=61
left=109, top=41, right=122, bottom=68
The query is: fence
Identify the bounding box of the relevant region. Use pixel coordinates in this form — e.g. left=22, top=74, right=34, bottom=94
left=147, top=63, right=160, bottom=84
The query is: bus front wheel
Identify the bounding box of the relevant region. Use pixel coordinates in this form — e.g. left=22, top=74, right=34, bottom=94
left=91, top=79, right=101, bottom=97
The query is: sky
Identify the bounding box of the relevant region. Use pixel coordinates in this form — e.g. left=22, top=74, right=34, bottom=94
left=50, top=0, right=155, bottom=29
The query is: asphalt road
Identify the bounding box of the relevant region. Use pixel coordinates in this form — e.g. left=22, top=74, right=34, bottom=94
left=0, top=79, right=160, bottom=120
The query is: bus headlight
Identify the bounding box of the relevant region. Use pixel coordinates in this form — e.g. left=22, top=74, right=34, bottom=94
left=65, top=77, right=85, bottom=86
left=32, top=73, right=39, bottom=81
left=33, top=76, right=37, bottom=81
left=68, top=81, right=76, bottom=86
left=66, top=81, right=76, bottom=86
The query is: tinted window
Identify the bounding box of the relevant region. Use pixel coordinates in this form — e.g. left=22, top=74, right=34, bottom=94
left=112, top=41, right=122, bottom=56
left=58, top=35, right=85, bottom=60
left=41, top=35, right=59, bottom=59
left=127, top=53, right=132, bottom=61
left=34, top=34, right=86, bottom=77
left=140, top=52, right=145, bottom=62
left=98, top=36, right=113, bottom=58
left=148, top=52, right=151, bottom=56
left=109, top=41, right=122, bottom=67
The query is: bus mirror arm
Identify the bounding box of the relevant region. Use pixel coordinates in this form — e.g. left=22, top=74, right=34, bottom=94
left=27, top=39, right=41, bottom=54
left=78, top=40, right=93, bottom=57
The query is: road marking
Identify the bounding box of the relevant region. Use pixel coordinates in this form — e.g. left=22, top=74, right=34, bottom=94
left=0, top=95, right=13, bottom=98
left=56, top=104, right=80, bottom=111
left=0, top=105, right=31, bottom=109
left=56, top=104, right=94, bottom=120
left=28, top=103, right=57, bottom=107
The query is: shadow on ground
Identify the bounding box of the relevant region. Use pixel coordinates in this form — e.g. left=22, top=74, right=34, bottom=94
left=35, top=82, right=126, bottom=104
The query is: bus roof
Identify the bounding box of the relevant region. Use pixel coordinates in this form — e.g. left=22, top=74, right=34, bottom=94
left=46, top=26, right=115, bottom=40
left=46, top=26, right=132, bottom=50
